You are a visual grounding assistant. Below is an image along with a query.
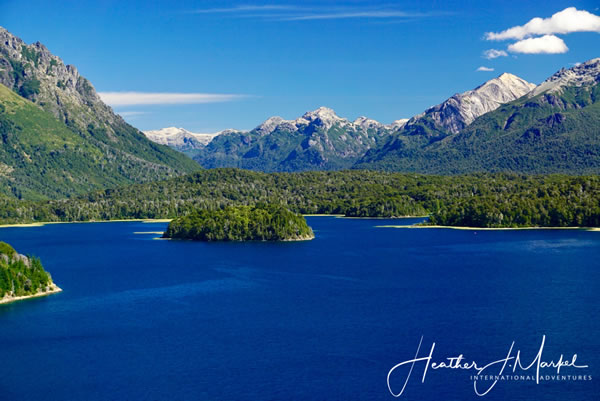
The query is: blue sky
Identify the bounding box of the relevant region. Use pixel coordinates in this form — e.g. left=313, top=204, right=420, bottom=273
left=1, top=0, right=599, bottom=132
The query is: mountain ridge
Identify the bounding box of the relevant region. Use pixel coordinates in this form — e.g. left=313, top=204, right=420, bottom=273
left=186, top=72, right=537, bottom=172
left=356, top=58, right=600, bottom=174
left=0, top=26, right=199, bottom=199
left=410, top=72, right=537, bottom=134
left=143, top=127, right=221, bottom=155
left=191, top=106, right=401, bottom=171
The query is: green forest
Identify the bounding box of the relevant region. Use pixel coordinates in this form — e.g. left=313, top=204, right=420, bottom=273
left=0, top=169, right=598, bottom=228
left=0, top=241, right=52, bottom=298
left=163, top=204, right=314, bottom=241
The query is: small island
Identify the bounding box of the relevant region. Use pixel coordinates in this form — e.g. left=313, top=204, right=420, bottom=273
left=0, top=241, right=61, bottom=305
left=163, top=204, right=315, bottom=241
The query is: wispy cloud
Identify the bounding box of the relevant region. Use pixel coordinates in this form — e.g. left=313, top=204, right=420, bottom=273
left=483, top=49, right=507, bottom=59
left=188, top=4, right=446, bottom=21
left=99, top=92, right=248, bottom=107
left=190, top=5, right=297, bottom=14
left=476, top=66, right=495, bottom=72
left=281, top=11, right=433, bottom=21
left=507, top=35, right=568, bottom=54
left=486, top=7, right=600, bottom=40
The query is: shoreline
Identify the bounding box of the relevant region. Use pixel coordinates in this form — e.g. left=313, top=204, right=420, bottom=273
left=0, top=284, right=62, bottom=305
left=303, top=214, right=344, bottom=217
left=1, top=218, right=598, bottom=232
left=282, top=233, right=315, bottom=241
left=0, top=215, right=419, bottom=228
left=339, top=215, right=428, bottom=220
left=377, top=225, right=600, bottom=231
left=0, top=218, right=173, bottom=228
left=163, top=233, right=316, bottom=242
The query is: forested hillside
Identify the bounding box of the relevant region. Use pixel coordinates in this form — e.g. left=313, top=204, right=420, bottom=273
left=0, top=169, right=598, bottom=228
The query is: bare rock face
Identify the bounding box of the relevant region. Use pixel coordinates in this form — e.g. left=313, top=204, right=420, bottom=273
left=530, top=58, right=600, bottom=97
left=193, top=107, right=402, bottom=171
left=0, top=26, right=197, bottom=199
left=12, top=253, right=31, bottom=268
left=409, top=73, right=537, bottom=134
left=0, top=26, right=122, bottom=137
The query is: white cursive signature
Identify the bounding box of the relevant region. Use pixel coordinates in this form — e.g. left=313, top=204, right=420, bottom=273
left=387, top=335, right=589, bottom=397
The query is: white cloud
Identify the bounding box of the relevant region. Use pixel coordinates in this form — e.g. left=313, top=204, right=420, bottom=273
left=483, top=49, right=508, bottom=59
left=508, top=35, right=569, bottom=54
left=477, top=66, right=495, bottom=72
left=98, top=92, right=247, bottom=107
left=486, top=7, right=600, bottom=40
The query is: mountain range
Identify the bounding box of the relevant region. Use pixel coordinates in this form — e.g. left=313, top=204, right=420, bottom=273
left=145, top=72, right=537, bottom=171
left=0, top=27, right=198, bottom=199
left=357, top=58, right=600, bottom=173
left=1, top=25, right=599, bottom=202
left=190, top=107, right=412, bottom=171
left=147, top=59, right=600, bottom=174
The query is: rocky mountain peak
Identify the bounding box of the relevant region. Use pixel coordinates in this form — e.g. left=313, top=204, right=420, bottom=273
left=256, top=116, right=291, bottom=135
left=353, top=116, right=383, bottom=130
left=386, top=119, right=409, bottom=131
left=531, top=57, right=600, bottom=97
left=0, top=25, right=120, bottom=133
left=471, top=73, right=536, bottom=103
left=298, top=107, right=346, bottom=129
left=409, top=72, right=536, bottom=134
left=303, top=106, right=338, bottom=119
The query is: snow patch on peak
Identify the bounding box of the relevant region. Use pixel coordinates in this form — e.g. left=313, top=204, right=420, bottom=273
left=530, top=58, right=600, bottom=97
left=353, top=116, right=383, bottom=130
left=249, top=107, right=409, bottom=137
left=143, top=127, right=221, bottom=147
left=386, top=119, right=409, bottom=130
left=300, top=107, right=347, bottom=129
left=256, top=116, right=292, bottom=135
left=303, top=106, right=338, bottom=119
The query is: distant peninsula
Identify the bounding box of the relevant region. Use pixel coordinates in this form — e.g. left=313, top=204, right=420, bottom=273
left=163, top=205, right=314, bottom=241
left=0, top=242, right=61, bottom=305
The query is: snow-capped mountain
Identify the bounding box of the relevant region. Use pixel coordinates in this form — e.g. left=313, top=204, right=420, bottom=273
left=193, top=107, right=400, bottom=171
left=253, top=107, right=405, bottom=136
left=409, top=73, right=537, bottom=134
left=357, top=58, right=600, bottom=174
left=143, top=127, right=225, bottom=153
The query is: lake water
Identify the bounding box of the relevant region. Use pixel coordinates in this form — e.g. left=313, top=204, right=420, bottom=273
left=0, top=217, right=598, bottom=400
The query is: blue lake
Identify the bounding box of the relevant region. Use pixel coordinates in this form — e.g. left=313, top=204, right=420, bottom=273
left=0, top=217, right=598, bottom=400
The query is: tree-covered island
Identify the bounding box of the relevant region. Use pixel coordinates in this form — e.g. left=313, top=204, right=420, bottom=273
left=0, top=241, right=61, bottom=304
left=163, top=204, right=315, bottom=241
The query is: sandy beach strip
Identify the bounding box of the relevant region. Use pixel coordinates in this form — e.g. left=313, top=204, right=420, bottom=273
left=0, top=218, right=173, bottom=228
left=376, top=225, right=600, bottom=231
left=0, top=284, right=62, bottom=305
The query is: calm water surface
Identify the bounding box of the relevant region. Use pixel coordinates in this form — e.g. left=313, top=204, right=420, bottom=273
left=0, top=217, right=598, bottom=400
